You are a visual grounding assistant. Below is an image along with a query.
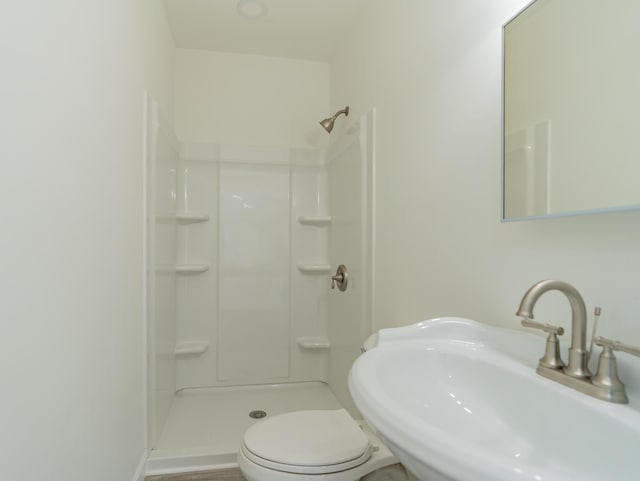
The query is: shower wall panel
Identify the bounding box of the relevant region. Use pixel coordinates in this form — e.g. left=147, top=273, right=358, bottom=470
left=218, top=161, right=291, bottom=382
left=175, top=149, right=219, bottom=389
left=289, top=152, right=330, bottom=381
left=327, top=110, right=375, bottom=417
left=174, top=142, right=329, bottom=389
left=146, top=97, right=178, bottom=447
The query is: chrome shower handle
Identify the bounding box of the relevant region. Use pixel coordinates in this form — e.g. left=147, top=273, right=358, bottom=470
left=331, top=264, right=348, bottom=291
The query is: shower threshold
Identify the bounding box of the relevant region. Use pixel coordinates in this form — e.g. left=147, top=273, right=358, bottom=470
left=146, top=381, right=342, bottom=476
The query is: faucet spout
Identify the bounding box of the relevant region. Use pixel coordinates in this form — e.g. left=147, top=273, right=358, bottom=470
left=516, top=279, right=590, bottom=379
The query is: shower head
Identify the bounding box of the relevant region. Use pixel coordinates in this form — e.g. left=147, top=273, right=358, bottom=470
left=319, top=106, right=349, bottom=133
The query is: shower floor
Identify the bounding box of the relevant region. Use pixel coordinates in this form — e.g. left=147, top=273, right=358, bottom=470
left=147, top=381, right=342, bottom=476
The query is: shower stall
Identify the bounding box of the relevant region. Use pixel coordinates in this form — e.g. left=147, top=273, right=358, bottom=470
left=145, top=94, right=376, bottom=475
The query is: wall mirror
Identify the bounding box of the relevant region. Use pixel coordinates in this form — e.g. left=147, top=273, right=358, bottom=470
left=502, top=0, right=640, bottom=220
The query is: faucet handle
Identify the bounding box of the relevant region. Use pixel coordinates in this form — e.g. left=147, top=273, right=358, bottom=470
left=521, top=318, right=566, bottom=369
left=591, top=336, right=638, bottom=403
left=521, top=318, right=565, bottom=336
left=594, top=336, right=640, bottom=358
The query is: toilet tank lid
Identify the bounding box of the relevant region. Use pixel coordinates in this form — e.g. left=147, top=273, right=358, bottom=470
left=243, top=409, right=370, bottom=466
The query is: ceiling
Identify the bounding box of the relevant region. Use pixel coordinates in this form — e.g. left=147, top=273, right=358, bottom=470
left=163, top=0, right=369, bottom=61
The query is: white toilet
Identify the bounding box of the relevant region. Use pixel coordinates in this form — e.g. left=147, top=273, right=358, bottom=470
left=238, top=409, right=405, bottom=481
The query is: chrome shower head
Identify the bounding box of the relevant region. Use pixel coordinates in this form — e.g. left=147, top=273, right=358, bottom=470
left=319, top=106, right=349, bottom=133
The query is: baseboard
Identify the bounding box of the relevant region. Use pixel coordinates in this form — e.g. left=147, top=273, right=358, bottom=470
left=132, top=450, right=149, bottom=481
left=145, top=452, right=237, bottom=477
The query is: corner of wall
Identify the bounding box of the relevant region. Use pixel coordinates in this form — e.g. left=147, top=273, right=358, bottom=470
left=132, top=450, right=149, bottom=481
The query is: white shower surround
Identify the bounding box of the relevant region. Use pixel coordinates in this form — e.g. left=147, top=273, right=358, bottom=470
left=174, top=142, right=331, bottom=390
left=146, top=137, right=336, bottom=472
left=146, top=97, right=179, bottom=449
left=146, top=102, right=376, bottom=474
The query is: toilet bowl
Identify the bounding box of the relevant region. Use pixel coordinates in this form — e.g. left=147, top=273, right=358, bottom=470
left=238, top=409, right=405, bottom=481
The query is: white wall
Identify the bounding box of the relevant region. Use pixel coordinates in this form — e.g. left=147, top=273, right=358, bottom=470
left=174, top=49, right=330, bottom=148
left=0, top=2, right=174, bottom=480
left=331, top=0, right=640, bottom=350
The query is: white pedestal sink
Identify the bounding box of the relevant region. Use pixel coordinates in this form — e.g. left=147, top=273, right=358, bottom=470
left=349, top=317, right=640, bottom=481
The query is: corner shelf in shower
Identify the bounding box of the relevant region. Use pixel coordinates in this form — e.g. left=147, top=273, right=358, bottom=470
left=176, top=264, right=210, bottom=274
left=297, top=263, right=331, bottom=274
left=297, top=337, right=331, bottom=350
left=298, top=216, right=332, bottom=226
left=175, top=341, right=209, bottom=356
left=176, top=212, right=210, bottom=224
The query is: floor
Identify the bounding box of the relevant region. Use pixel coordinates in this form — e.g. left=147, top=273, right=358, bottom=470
left=147, top=381, right=342, bottom=475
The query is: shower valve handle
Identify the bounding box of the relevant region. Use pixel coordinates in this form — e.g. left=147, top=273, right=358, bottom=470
left=331, top=265, right=349, bottom=292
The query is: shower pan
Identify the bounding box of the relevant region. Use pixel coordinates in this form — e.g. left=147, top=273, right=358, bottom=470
left=145, top=99, right=376, bottom=475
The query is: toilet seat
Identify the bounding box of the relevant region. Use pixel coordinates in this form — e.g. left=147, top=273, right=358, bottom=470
left=241, top=443, right=372, bottom=475
left=241, top=409, right=372, bottom=474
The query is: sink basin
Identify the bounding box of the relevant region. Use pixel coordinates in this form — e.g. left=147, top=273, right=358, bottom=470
left=349, top=317, right=640, bottom=481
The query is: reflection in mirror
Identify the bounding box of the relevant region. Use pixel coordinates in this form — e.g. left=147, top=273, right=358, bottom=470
left=503, top=0, right=640, bottom=220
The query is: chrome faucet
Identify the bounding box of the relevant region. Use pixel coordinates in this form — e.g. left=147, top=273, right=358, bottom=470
left=516, top=279, right=590, bottom=379
left=517, top=279, right=640, bottom=404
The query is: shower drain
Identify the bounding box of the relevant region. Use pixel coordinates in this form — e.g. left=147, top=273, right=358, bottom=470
left=249, top=410, right=267, bottom=419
